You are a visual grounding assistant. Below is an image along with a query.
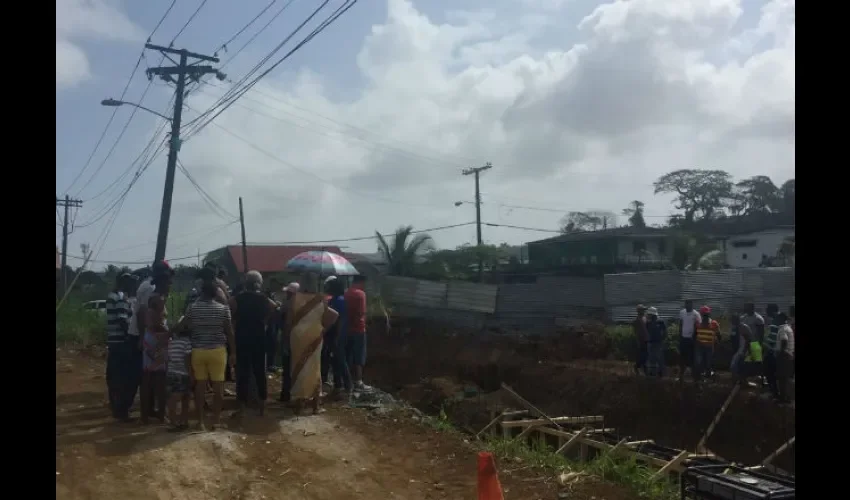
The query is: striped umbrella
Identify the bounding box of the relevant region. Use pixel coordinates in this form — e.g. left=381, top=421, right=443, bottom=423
left=284, top=250, right=359, bottom=276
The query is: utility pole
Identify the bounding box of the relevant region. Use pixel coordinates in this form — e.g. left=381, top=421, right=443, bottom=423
left=462, top=162, right=493, bottom=281
left=56, top=195, right=83, bottom=293
left=145, top=43, right=222, bottom=264
left=238, top=197, right=249, bottom=274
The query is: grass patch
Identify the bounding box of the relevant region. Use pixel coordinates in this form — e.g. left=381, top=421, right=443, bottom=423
left=56, top=301, right=105, bottom=345
left=486, top=437, right=679, bottom=499
left=418, top=413, right=678, bottom=499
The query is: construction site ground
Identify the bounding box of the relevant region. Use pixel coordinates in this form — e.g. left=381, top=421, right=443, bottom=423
left=56, top=346, right=637, bottom=500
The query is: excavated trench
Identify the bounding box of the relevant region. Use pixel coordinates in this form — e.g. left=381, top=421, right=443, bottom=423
left=364, top=318, right=796, bottom=473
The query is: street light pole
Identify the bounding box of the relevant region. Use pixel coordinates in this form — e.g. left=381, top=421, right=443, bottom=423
left=143, top=43, right=221, bottom=264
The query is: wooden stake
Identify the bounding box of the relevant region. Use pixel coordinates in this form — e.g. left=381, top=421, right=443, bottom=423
left=476, top=411, right=505, bottom=440
left=501, top=383, right=564, bottom=430
left=652, top=450, right=689, bottom=480
left=696, top=383, right=741, bottom=453
left=761, top=436, right=795, bottom=466
left=556, top=427, right=589, bottom=454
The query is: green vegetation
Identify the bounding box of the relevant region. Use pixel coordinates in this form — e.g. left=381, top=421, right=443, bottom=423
left=56, top=300, right=105, bottom=345
left=417, top=411, right=677, bottom=499
left=486, top=437, right=678, bottom=499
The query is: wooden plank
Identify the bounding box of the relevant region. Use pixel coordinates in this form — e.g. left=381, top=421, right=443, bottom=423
left=697, top=384, right=741, bottom=453
left=626, top=440, right=654, bottom=446
left=500, top=383, right=564, bottom=430
left=475, top=411, right=504, bottom=440
left=652, top=450, right=689, bottom=480
left=501, top=416, right=604, bottom=428
left=761, top=436, right=795, bottom=466
left=527, top=425, right=687, bottom=474
left=556, top=427, right=589, bottom=454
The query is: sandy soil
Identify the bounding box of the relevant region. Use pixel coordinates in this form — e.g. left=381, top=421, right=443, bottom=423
left=56, top=347, right=636, bottom=500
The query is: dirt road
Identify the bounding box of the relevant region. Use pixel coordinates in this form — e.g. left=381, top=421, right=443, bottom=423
left=56, top=347, right=634, bottom=500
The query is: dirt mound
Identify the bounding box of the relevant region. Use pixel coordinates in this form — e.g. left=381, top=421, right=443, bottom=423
left=366, top=324, right=796, bottom=473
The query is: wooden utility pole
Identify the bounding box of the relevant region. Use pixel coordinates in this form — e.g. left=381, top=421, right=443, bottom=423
left=462, top=162, right=492, bottom=281
left=239, top=197, right=249, bottom=273
left=56, top=195, right=83, bottom=293
left=145, top=43, right=222, bottom=264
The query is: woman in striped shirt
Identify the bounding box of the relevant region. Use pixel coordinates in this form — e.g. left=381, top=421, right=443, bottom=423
left=174, top=281, right=236, bottom=430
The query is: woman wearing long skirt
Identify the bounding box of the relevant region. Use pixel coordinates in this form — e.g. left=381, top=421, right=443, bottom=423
left=287, top=275, right=339, bottom=415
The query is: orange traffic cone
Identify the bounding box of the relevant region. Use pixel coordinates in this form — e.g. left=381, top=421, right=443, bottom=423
left=477, top=451, right=505, bottom=500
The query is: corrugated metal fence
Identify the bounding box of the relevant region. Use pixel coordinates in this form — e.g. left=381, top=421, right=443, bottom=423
left=605, top=268, right=795, bottom=323
left=376, top=268, right=794, bottom=330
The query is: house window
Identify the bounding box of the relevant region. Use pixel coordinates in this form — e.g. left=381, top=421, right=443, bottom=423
left=590, top=255, right=597, bottom=264
left=742, top=253, right=748, bottom=260
left=632, top=241, right=646, bottom=254
left=657, top=239, right=667, bottom=255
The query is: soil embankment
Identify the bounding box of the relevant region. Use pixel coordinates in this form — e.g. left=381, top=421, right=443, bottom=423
left=366, top=318, right=796, bottom=473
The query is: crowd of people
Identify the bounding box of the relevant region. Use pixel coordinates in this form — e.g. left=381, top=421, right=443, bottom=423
left=104, top=260, right=375, bottom=431
left=631, top=300, right=796, bottom=403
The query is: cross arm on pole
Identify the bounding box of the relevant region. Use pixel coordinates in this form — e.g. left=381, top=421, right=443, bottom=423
left=145, top=43, right=220, bottom=63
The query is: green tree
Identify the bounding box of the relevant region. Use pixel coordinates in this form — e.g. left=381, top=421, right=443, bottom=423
left=733, top=175, right=780, bottom=215
left=778, top=178, right=795, bottom=219
left=375, top=225, right=434, bottom=277
left=669, top=232, right=722, bottom=270
left=653, top=169, right=733, bottom=225
left=560, top=211, right=616, bottom=233
left=622, top=200, right=646, bottom=228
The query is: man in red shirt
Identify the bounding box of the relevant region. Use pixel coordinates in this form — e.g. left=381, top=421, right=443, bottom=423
left=344, top=275, right=372, bottom=392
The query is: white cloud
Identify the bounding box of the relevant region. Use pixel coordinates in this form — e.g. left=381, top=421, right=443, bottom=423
left=76, top=0, right=794, bottom=262
left=56, top=0, right=144, bottom=89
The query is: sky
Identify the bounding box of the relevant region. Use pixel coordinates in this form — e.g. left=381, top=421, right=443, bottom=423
left=56, top=0, right=795, bottom=270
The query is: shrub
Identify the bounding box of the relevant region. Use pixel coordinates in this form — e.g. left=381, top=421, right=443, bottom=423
left=56, top=301, right=105, bottom=345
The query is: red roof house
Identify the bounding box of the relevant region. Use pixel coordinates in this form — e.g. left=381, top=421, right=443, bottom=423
left=207, top=245, right=346, bottom=275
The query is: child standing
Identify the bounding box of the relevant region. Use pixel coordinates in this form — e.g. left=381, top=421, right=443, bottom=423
left=166, top=326, right=193, bottom=431
left=141, top=294, right=169, bottom=424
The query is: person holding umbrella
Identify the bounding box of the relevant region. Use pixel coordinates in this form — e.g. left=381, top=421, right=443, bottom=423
left=287, top=273, right=339, bottom=415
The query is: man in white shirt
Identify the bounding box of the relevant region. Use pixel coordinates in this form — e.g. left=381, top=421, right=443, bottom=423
left=678, top=299, right=701, bottom=383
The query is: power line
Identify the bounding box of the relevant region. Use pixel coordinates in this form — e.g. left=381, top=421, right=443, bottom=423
left=176, top=158, right=240, bottom=221
left=494, top=202, right=674, bottom=218
left=63, top=1, right=177, bottom=194
left=247, top=222, right=477, bottom=245
left=184, top=0, right=330, bottom=133
left=184, top=0, right=357, bottom=140
left=195, top=83, right=465, bottom=170
left=483, top=222, right=562, bottom=234
left=190, top=108, right=446, bottom=209
left=214, top=0, right=281, bottom=56
left=170, top=0, right=210, bottom=44
left=104, top=221, right=239, bottom=254
left=220, top=0, right=300, bottom=69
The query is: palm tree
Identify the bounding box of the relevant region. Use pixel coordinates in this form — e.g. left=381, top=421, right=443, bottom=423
left=375, top=225, right=434, bottom=276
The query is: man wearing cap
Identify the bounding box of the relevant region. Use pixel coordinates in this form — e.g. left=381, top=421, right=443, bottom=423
left=645, top=307, right=667, bottom=377
left=694, top=306, right=720, bottom=385
left=105, top=273, right=138, bottom=421
left=632, top=305, right=649, bottom=375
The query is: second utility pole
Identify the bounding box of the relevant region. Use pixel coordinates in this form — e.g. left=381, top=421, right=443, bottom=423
left=145, top=43, right=222, bottom=264
left=239, top=197, right=249, bottom=274
left=56, top=195, right=83, bottom=294
left=462, top=162, right=493, bottom=281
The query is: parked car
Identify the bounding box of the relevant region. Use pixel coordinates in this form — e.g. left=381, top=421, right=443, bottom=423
left=82, top=300, right=107, bottom=316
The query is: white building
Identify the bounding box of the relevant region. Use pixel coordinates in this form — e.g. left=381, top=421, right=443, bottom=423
left=721, top=226, right=795, bottom=268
